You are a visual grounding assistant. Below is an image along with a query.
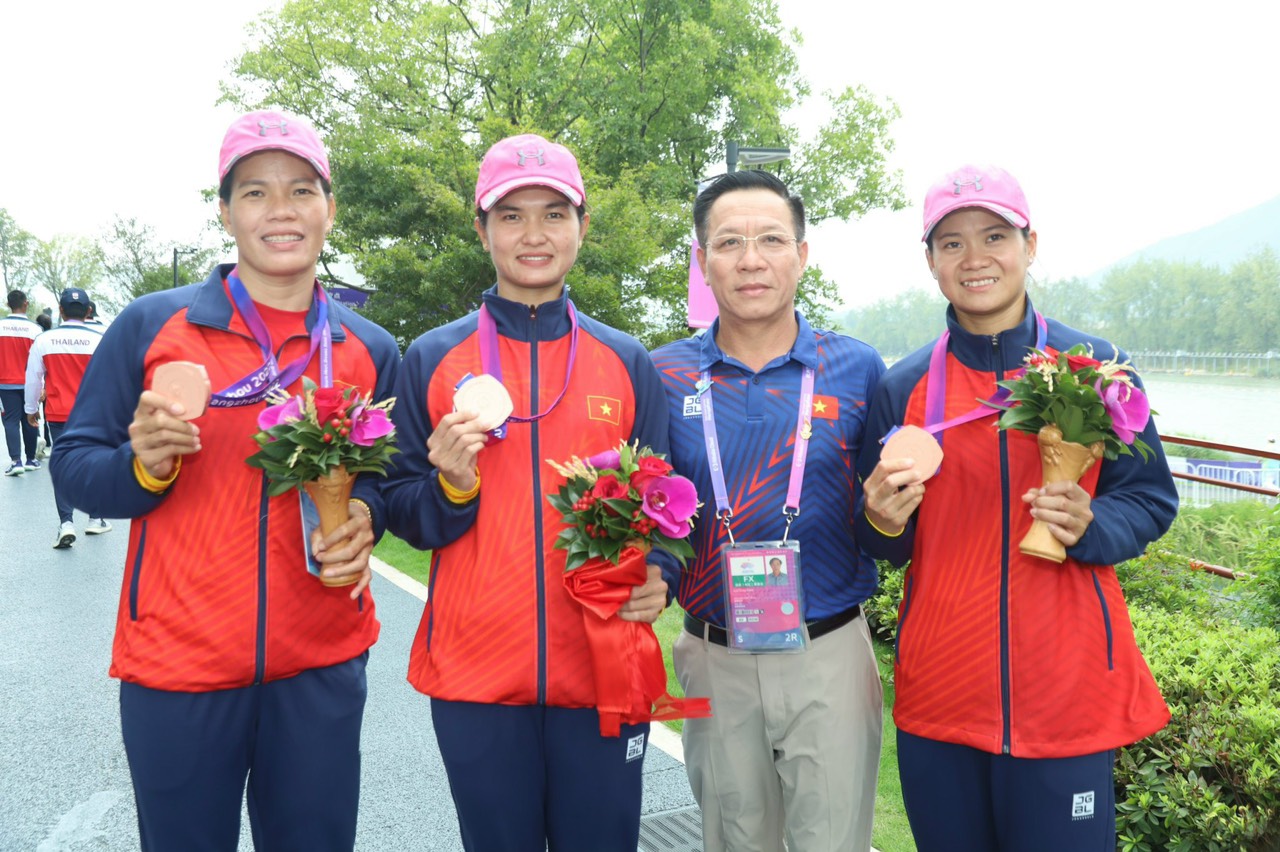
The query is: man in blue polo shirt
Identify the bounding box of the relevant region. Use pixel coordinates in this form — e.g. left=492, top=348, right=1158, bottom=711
left=650, top=170, right=885, bottom=851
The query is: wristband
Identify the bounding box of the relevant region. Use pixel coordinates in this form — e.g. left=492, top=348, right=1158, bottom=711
left=864, top=509, right=905, bottom=538
left=440, top=471, right=480, bottom=504
left=134, top=455, right=181, bottom=494
left=349, top=498, right=374, bottom=524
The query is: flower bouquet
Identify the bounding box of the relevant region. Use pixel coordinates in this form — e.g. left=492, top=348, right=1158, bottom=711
left=247, top=378, right=398, bottom=585
left=546, top=442, right=710, bottom=736
left=985, top=344, right=1154, bottom=562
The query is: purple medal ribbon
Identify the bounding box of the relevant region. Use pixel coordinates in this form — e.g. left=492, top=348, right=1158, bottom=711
left=700, top=365, right=815, bottom=544
left=476, top=300, right=579, bottom=439
left=209, top=267, right=333, bottom=408
left=920, top=311, right=1047, bottom=441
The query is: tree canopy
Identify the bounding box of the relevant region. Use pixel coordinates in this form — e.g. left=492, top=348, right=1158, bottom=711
left=840, top=250, right=1280, bottom=360
left=220, top=0, right=905, bottom=347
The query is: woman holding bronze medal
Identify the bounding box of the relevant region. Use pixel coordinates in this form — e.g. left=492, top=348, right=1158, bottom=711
left=51, top=111, right=400, bottom=850
left=382, top=133, right=672, bottom=850
left=856, top=165, right=1178, bottom=851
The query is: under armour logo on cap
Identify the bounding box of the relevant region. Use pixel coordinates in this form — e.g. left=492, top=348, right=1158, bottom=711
left=952, top=175, right=984, bottom=195
left=515, top=146, right=546, bottom=167
left=257, top=119, right=289, bottom=137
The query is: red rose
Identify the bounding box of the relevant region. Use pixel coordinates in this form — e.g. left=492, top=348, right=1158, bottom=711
left=591, top=475, right=629, bottom=501
left=628, top=455, right=673, bottom=491
left=1066, top=354, right=1102, bottom=373
left=314, top=386, right=353, bottom=424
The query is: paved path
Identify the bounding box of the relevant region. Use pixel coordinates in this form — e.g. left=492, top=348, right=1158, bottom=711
left=0, top=464, right=696, bottom=851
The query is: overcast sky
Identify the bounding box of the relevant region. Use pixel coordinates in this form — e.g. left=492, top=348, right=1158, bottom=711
left=3, top=1, right=1276, bottom=308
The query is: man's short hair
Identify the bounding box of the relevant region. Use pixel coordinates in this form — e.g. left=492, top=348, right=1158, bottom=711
left=769, top=557, right=783, bottom=568
left=7, top=290, right=25, bottom=311
left=36, top=313, right=52, bottom=331
left=693, top=170, right=806, bottom=246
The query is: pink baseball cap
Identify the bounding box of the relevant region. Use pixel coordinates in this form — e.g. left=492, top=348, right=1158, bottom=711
left=921, top=164, right=1029, bottom=242
left=218, top=111, right=331, bottom=185
left=475, top=133, right=585, bottom=211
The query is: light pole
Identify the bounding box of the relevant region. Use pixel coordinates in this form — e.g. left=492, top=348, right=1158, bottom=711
left=172, top=247, right=197, bottom=289
left=725, top=141, right=791, bottom=173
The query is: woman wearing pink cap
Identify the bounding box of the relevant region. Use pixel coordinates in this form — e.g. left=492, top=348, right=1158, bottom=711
left=382, top=134, right=673, bottom=850
left=52, top=110, right=400, bottom=850
left=853, top=166, right=1177, bottom=850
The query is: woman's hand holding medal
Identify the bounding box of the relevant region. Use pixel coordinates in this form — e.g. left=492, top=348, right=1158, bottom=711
left=130, top=362, right=211, bottom=480
left=429, top=374, right=514, bottom=492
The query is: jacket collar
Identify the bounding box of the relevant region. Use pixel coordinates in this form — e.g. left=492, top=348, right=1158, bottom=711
left=943, top=298, right=1039, bottom=372
left=479, top=285, right=573, bottom=342
left=698, top=311, right=818, bottom=373
left=186, top=263, right=347, bottom=342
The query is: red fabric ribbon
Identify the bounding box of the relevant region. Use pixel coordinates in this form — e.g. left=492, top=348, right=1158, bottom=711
left=562, top=545, right=712, bottom=737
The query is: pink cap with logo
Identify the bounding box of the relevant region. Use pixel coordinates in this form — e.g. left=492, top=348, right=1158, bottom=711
left=218, top=111, right=331, bottom=185
left=475, top=133, right=585, bottom=211
left=921, top=164, right=1029, bottom=242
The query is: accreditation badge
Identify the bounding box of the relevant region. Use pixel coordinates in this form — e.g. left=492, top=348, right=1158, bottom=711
left=720, top=540, right=807, bottom=654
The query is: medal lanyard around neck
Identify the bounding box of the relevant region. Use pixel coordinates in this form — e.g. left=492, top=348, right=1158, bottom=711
left=477, top=300, right=579, bottom=434
left=209, top=267, right=332, bottom=408
left=699, top=365, right=814, bottom=546
left=922, top=311, right=1046, bottom=440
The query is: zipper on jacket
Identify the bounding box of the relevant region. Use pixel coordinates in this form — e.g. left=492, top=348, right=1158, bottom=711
left=254, top=474, right=271, bottom=684
left=994, top=333, right=1014, bottom=755
left=129, top=520, right=148, bottom=621
left=529, top=303, right=548, bottom=705
left=1091, top=571, right=1115, bottom=670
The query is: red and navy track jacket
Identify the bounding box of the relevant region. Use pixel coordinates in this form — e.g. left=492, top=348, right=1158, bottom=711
left=0, top=312, right=40, bottom=388
left=24, top=319, right=102, bottom=420
left=855, top=302, right=1176, bottom=759
left=382, top=287, right=670, bottom=708
left=53, top=265, right=400, bottom=692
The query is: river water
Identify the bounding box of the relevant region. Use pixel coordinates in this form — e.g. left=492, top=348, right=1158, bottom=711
left=1142, top=374, right=1280, bottom=453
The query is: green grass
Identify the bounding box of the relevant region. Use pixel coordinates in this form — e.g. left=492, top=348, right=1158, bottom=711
left=373, top=536, right=915, bottom=850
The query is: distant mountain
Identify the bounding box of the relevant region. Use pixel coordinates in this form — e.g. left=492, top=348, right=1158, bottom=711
left=1094, top=195, right=1280, bottom=278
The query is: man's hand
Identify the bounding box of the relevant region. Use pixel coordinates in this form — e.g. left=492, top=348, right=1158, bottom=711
left=619, top=564, right=667, bottom=624
left=427, top=410, right=489, bottom=493
left=26, top=413, right=38, bottom=428
left=1023, top=481, right=1094, bottom=548
left=862, top=457, right=926, bottom=536
left=311, top=501, right=377, bottom=599
left=128, top=390, right=201, bottom=480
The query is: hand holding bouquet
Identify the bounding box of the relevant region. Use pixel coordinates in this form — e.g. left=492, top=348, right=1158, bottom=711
left=546, top=441, right=709, bottom=735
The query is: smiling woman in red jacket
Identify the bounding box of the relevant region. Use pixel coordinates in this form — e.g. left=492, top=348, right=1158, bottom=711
left=855, top=165, right=1178, bottom=852
left=52, top=111, right=399, bottom=852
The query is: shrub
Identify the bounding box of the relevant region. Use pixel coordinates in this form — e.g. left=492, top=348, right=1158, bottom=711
left=864, top=560, right=904, bottom=643
left=1116, top=550, right=1221, bottom=620
left=1116, top=607, right=1280, bottom=851
left=1156, top=501, right=1277, bottom=573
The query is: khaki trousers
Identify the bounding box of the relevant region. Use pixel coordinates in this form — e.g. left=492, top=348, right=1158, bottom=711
left=675, top=615, right=883, bottom=852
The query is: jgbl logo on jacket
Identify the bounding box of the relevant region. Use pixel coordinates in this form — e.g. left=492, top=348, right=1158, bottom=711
left=587, top=395, right=621, bottom=425
left=1071, top=791, right=1095, bottom=821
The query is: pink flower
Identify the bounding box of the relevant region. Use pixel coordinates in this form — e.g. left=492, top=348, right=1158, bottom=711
left=257, top=395, right=303, bottom=431
left=587, top=449, right=621, bottom=470
left=350, top=408, right=394, bottom=446
left=641, top=475, right=698, bottom=538
left=1096, top=379, right=1150, bottom=444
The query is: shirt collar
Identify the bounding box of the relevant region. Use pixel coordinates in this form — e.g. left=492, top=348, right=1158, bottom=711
left=697, top=311, right=818, bottom=372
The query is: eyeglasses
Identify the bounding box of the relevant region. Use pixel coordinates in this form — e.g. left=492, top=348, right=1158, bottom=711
left=706, top=232, right=798, bottom=256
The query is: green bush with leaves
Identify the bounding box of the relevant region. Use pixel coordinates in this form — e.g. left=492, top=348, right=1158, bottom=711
left=863, top=560, right=904, bottom=644
left=1116, top=607, right=1280, bottom=851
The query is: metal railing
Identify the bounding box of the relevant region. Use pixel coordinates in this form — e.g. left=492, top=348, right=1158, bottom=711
left=1155, top=435, right=1280, bottom=581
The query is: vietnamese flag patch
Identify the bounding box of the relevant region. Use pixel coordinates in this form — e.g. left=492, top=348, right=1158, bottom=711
left=588, top=395, right=622, bottom=425
left=811, top=395, right=839, bottom=420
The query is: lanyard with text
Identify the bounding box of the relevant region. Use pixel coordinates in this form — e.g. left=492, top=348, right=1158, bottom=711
left=922, top=311, right=1047, bottom=442
left=700, top=365, right=815, bottom=545
left=210, top=267, right=333, bottom=408
left=476, top=300, right=580, bottom=440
